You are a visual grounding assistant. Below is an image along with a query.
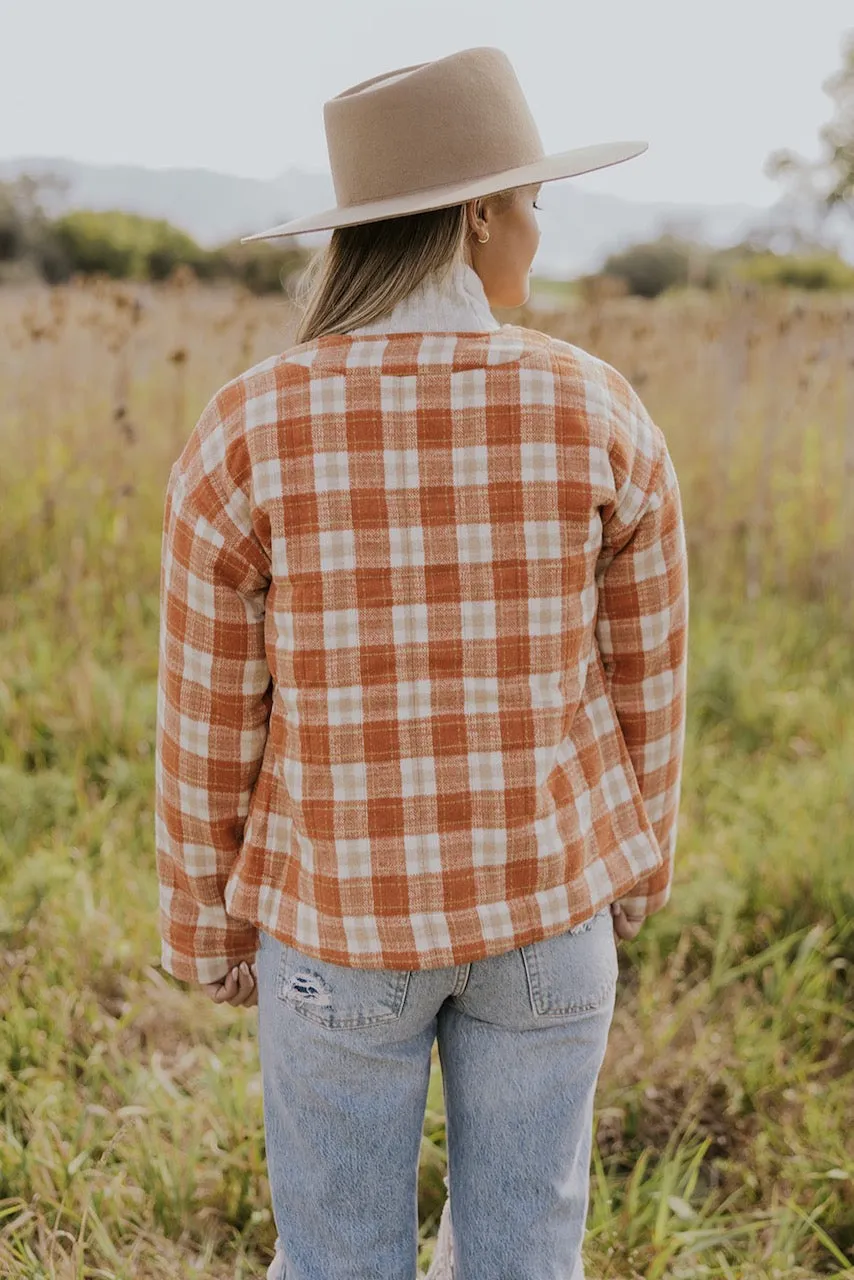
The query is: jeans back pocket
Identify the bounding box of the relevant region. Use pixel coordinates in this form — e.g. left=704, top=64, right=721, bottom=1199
left=275, top=942, right=412, bottom=1029
left=521, top=906, right=618, bottom=1018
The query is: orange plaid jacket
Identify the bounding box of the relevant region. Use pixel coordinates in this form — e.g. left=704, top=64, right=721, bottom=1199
left=155, top=325, right=688, bottom=984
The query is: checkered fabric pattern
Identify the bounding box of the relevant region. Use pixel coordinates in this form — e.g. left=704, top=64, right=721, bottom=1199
left=155, top=325, right=688, bottom=984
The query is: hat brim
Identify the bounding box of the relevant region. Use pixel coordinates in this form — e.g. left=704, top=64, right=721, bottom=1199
left=239, top=140, right=648, bottom=242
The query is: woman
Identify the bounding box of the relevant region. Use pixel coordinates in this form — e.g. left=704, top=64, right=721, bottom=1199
left=155, top=46, right=689, bottom=1280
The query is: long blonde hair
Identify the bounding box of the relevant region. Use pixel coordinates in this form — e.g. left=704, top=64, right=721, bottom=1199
left=292, top=190, right=516, bottom=344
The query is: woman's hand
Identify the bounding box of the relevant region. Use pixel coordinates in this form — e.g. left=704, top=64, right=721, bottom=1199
left=611, top=902, right=644, bottom=942
left=202, top=960, right=259, bottom=1006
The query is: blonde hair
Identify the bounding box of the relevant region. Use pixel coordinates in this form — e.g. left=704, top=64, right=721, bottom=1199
left=293, top=189, right=517, bottom=344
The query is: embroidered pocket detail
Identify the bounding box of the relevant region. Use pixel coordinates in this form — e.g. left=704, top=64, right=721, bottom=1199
left=275, top=945, right=411, bottom=1029
left=521, top=907, right=618, bottom=1017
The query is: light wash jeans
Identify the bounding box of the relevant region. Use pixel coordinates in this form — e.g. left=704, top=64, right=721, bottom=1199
left=255, top=903, right=618, bottom=1280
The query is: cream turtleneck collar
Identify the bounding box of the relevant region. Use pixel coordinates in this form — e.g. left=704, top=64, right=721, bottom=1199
left=348, top=258, right=501, bottom=335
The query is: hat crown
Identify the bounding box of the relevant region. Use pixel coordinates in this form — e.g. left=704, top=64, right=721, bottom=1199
left=323, top=46, right=545, bottom=207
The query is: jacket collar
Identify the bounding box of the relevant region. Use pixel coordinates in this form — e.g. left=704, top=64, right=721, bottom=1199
left=348, top=259, right=500, bottom=334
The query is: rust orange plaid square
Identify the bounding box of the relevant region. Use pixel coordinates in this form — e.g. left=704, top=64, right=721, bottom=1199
left=155, top=326, right=688, bottom=984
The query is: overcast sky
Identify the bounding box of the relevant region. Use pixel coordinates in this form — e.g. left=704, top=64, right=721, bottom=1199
left=1, top=0, right=851, bottom=208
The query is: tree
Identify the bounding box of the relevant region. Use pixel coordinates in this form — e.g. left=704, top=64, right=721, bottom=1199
left=765, top=29, right=854, bottom=241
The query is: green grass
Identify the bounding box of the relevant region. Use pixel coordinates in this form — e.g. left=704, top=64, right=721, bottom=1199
left=1, top=577, right=852, bottom=1277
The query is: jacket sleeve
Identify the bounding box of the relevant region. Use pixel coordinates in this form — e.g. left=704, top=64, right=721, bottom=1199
left=594, top=376, right=689, bottom=923
left=155, top=433, right=273, bottom=985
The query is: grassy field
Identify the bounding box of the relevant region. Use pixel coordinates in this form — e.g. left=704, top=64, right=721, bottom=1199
left=1, top=276, right=853, bottom=1278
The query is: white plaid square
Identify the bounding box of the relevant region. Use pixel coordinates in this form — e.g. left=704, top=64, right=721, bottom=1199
left=450, top=367, right=487, bottom=409
left=471, top=827, right=508, bottom=867
left=265, top=810, right=293, bottom=855
left=463, top=676, right=499, bottom=715
left=452, top=445, right=489, bottom=487
left=521, top=441, right=558, bottom=484
left=397, top=679, right=432, bottom=720
left=284, top=346, right=319, bottom=368
left=534, top=744, right=556, bottom=784
left=199, top=427, right=226, bottom=475
left=400, top=756, right=437, bottom=797
left=384, top=448, right=420, bottom=490
left=642, top=669, right=675, bottom=712
left=282, top=756, right=302, bottom=800
left=182, top=641, right=212, bottom=688
left=392, top=603, right=429, bottom=646
left=588, top=445, right=612, bottom=488
left=404, top=831, right=442, bottom=874
left=475, top=899, right=515, bottom=939
left=271, top=535, right=288, bottom=576
left=240, top=724, right=267, bottom=762
left=534, top=811, right=563, bottom=859
left=295, top=900, right=321, bottom=951
left=417, top=334, right=457, bottom=365
left=335, top=837, right=373, bottom=879
left=642, top=733, right=674, bottom=774
left=634, top=542, right=668, bottom=583
left=310, top=376, right=346, bottom=415
left=580, top=581, right=596, bottom=626
left=380, top=375, right=418, bottom=413
left=615, top=479, right=648, bottom=527
left=224, top=489, right=253, bottom=540
left=178, top=780, right=209, bottom=819
left=193, top=513, right=225, bottom=550
left=524, top=521, right=562, bottom=561
left=342, top=915, right=383, bottom=955
left=319, top=529, right=356, bottom=572
left=584, top=857, right=617, bottom=902
left=327, top=684, right=363, bottom=726
left=241, top=660, right=268, bottom=701
left=487, top=330, right=525, bottom=363
left=460, top=599, right=496, bottom=642
left=457, top=523, right=493, bottom=564
left=410, top=912, right=453, bottom=953
left=641, top=606, right=671, bottom=652
left=389, top=525, right=425, bottom=568
left=529, top=671, right=562, bottom=709
left=600, top=765, right=633, bottom=813
left=313, top=451, right=350, bottom=492
left=186, top=570, right=215, bottom=620
left=584, top=694, right=614, bottom=737
left=179, top=716, right=208, bottom=752
left=253, top=459, right=284, bottom=504
left=274, top=608, right=295, bottom=652
left=323, top=608, right=359, bottom=650
left=257, top=881, right=284, bottom=922
left=528, top=596, right=562, bottom=637
left=582, top=370, right=612, bottom=421
left=245, top=389, right=278, bottom=431
left=182, top=842, right=219, bottom=877
left=576, top=787, right=592, bottom=835
left=534, top=882, right=570, bottom=928
left=519, top=368, right=555, bottom=406
left=332, top=761, right=368, bottom=802
left=345, top=338, right=388, bottom=368
left=468, top=751, right=504, bottom=791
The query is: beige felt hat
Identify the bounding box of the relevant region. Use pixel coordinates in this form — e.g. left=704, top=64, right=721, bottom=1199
left=240, top=46, right=647, bottom=242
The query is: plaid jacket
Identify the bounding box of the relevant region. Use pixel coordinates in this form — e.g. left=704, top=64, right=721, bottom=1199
left=155, top=325, right=688, bottom=983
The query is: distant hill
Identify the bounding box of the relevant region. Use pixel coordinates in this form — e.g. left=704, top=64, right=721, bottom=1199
left=2, top=154, right=851, bottom=278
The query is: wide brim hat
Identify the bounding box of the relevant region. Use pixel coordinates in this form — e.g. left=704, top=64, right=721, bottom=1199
left=241, top=46, right=647, bottom=242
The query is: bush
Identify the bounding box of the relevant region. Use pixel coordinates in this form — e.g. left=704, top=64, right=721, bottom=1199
left=600, top=235, right=705, bottom=298
left=48, top=210, right=209, bottom=283
left=729, top=249, right=854, bottom=291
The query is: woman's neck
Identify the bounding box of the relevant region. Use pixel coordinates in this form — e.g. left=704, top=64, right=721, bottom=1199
left=348, top=259, right=500, bottom=335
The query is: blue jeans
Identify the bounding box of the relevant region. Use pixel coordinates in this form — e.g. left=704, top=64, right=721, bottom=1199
left=255, top=903, right=618, bottom=1280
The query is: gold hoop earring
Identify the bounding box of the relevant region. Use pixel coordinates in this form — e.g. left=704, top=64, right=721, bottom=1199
left=478, top=230, right=490, bottom=244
